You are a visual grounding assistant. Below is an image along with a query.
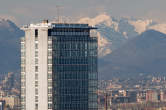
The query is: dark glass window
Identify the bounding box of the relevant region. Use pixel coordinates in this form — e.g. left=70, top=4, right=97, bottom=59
left=35, top=43, right=38, bottom=49
left=35, top=66, right=38, bottom=72
left=35, top=29, right=38, bottom=37
left=35, top=104, right=38, bottom=109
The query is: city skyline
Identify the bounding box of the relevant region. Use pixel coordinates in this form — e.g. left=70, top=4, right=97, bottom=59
left=0, top=0, right=166, bottom=110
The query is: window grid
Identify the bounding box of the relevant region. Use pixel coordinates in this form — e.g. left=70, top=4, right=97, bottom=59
left=35, top=34, right=39, bottom=110
left=21, top=38, right=26, bottom=110
left=51, top=28, right=98, bottom=110
left=48, top=38, right=53, bottom=110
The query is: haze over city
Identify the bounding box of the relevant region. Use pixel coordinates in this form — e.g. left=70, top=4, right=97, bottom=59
left=0, top=0, right=166, bottom=25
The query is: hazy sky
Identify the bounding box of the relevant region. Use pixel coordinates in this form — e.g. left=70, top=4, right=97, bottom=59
left=0, top=0, right=166, bottom=26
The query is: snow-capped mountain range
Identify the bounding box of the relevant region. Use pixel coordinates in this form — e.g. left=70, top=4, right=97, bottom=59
left=0, top=15, right=166, bottom=78
left=78, top=13, right=166, bottom=57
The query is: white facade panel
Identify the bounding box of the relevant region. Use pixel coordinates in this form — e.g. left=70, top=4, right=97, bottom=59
left=23, top=28, right=49, bottom=110
left=25, top=30, right=36, bottom=110
left=38, top=29, right=48, bottom=110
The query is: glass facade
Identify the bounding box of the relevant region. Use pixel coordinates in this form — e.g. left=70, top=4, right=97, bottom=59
left=49, top=26, right=98, bottom=110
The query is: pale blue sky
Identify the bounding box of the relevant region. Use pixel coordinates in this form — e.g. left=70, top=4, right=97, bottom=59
left=0, top=0, right=165, bottom=25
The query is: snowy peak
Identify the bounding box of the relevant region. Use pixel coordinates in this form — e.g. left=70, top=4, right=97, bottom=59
left=128, top=19, right=153, bottom=34
left=78, top=13, right=166, bottom=57
left=79, top=14, right=112, bottom=26
left=78, top=13, right=119, bottom=31
left=79, top=13, right=166, bottom=35
left=96, top=31, right=112, bottom=56
left=149, top=24, right=166, bottom=34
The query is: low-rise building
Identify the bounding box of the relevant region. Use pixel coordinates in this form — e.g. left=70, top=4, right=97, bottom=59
left=0, top=101, right=5, bottom=110
left=146, top=90, right=158, bottom=102
left=0, top=96, right=20, bottom=109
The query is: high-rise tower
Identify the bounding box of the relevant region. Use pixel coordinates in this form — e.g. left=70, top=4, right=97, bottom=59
left=21, top=20, right=98, bottom=110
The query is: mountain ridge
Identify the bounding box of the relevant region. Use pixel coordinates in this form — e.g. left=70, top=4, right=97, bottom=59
left=0, top=19, right=24, bottom=74
left=99, top=30, right=166, bottom=79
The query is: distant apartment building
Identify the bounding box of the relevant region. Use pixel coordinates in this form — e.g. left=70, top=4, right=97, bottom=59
left=137, top=90, right=146, bottom=102
left=0, top=91, right=7, bottom=97
left=21, top=20, right=98, bottom=110
left=0, top=101, right=5, bottom=110
left=111, top=96, right=130, bottom=104
left=126, top=90, right=137, bottom=102
left=146, top=90, right=158, bottom=102
left=159, top=90, right=166, bottom=102
left=0, top=96, right=20, bottom=109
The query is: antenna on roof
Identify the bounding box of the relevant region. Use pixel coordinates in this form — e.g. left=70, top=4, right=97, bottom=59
left=56, top=5, right=63, bottom=23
